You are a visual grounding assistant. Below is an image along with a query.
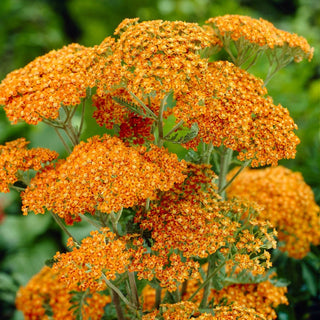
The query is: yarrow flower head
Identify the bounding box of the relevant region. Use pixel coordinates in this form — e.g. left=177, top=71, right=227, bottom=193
left=21, top=135, right=186, bottom=224
left=53, top=228, right=131, bottom=292
left=0, top=138, right=58, bottom=193
left=136, top=164, right=239, bottom=259
left=128, top=237, right=200, bottom=292
left=227, top=166, right=320, bottom=259
left=206, top=14, right=313, bottom=62
left=133, top=164, right=275, bottom=294
left=173, top=61, right=299, bottom=166
left=209, top=276, right=288, bottom=320
left=0, top=42, right=114, bottom=124
left=93, top=18, right=219, bottom=133
left=141, top=301, right=266, bottom=319
left=16, top=266, right=111, bottom=320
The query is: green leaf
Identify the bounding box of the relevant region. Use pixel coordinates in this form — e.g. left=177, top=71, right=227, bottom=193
left=212, top=277, right=224, bottom=290
left=302, top=261, right=318, bottom=296
left=165, top=122, right=199, bottom=144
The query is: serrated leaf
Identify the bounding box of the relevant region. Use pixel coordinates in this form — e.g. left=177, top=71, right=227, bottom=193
left=68, top=289, right=92, bottom=320
left=112, top=95, right=157, bottom=120
left=165, top=123, right=199, bottom=144
left=112, top=96, right=146, bottom=118
left=212, top=277, right=224, bottom=290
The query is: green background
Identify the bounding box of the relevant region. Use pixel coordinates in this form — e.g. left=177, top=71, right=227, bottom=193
left=0, top=0, right=319, bottom=319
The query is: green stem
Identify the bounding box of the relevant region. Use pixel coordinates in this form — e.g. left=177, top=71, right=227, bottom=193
left=65, top=122, right=79, bottom=146
left=54, top=127, right=72, bottom=154
left=128, top=271, right=140, bottom=309
left=101, top=273, right=136, bottom=310
left=163, top=119, right=184, bottom=139
left=157, top=93, right=170, bottom=148
left=110, top=208, right=123, bottom=236
left=203, top=142, right=214, bottom=164
left=217, top=147, right=233, bottom=199
left=50, top=211, right=79, bottom=245
left=155, top=287, right=162, bottom=309
left=10, top=185, right=26, bottom=192
left=110, top=288, right=126, bottom=320
left=77, top=99, right=86, bottom=140
left=81, top=214, right=102, bottom=229
left=145, top=198, right=150, bottom=212
left=199, top=257, right=213, bottom=308
left=219, top=159, right=251, bottom=194
left=188, top=260, right=226, bottom=302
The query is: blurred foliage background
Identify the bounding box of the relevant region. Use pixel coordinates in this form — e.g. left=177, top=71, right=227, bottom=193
left=0, top=0, right=319, bottom=319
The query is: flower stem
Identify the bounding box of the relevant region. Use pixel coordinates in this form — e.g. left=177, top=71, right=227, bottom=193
left=155, top=286, right=162, bottom=309
left=101, top=273, right=136, bottom=310
left=188, top=260, right=226, bottom=302
left=218, top=147, right=233, bottom=199
left=199, top=257, right=213, bottom=308
left=54, top=127, right=72, bottom=154
left=110, top=208, right=123, bottom=236
left=219, top=159, right=251, bottom=194
left=77, top=99, right=86, bottom=140
left=157, top=92, right=171, bottom=148
left=50, top=211, right=79, bottom=245
left=128, top=271, right=140, bottom=309
left=81, top=214, right=102, bottom=229
left=111, top=289, right=126, bottom=320
left=164, top=119, right=184, bottom=139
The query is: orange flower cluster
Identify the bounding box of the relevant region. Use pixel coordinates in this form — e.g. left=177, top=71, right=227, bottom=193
left=227, top=166, right=320, bottom=259
left=113, top=19, right=216, bottom=101
left=16, top=266, right=111, bottom=320
left=174, top=61, right=299, bottom=166
left=53, top=228, right=131, bottom=292
left=213, top=305, right=266, bottom=320
left=141, top=301, right=266, bottom=320
left=141, top=271, right=287, bottom=319
left=53, top=229, right=199, bottom=294
left=128, top=237, right=200, bottom=292
left=133, top=164, right=275, bottom=293
left=136, top=164, right=239, bottom=259
left=0, top=42, right=111, bottom=124
left=93, top=19, right=219, bottom=131
left=210, top=279, right=288, bottom=320
left=0, top=138, right=58, bottom=193
left=119, top=114, right=154, bottom=144
left=206, top=15, right=313, bottom=62
left=21, top=135, right=186, bottom=224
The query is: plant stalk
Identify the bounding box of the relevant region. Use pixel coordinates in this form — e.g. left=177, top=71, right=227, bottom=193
left=218, top=147, right=233, bottom=199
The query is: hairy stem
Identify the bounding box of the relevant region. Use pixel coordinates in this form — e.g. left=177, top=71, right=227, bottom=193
left=110, top=208, right=123, bottom=236
left=111, top=289, right=126, bottom=320
left=101, top=273, right=136, bottom=310
left=155, top=287, right=162, bottom=309
left=128, top=271, right=140, bottom=309
left=164, top=119, right=184, bottom=139
left=218, top=147, right=233, bottom=199
left=50, top=211, right=79, bottom=245
left=81, top=214, right=102, bottom=229
left=77, top=99, right=86, bottom=140
left=199, top=257, right=213, bottom=308
left=157, top=92, right=171, bottom=147
left=188, top=260, right=226, bottom=302
left=54, top=127, right=72, bottom=154
left=219, top=159, right=251, bottom=194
